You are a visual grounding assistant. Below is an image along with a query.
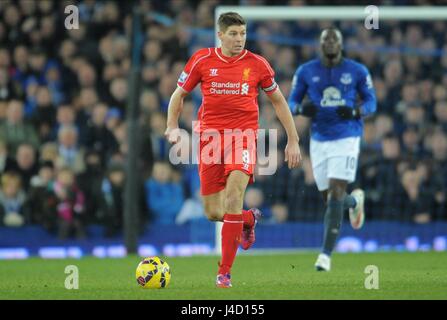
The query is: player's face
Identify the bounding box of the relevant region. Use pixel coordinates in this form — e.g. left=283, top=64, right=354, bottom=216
left=218, top=25, right=246, bottom=56
left=320, top=29, right=343, bottom=58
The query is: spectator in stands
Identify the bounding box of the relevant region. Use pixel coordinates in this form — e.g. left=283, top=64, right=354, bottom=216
left=105, top=107, right=122, bottom=132
left=287, top=155, right=324, bottom=221
left=76, top=149, right=104, bottom=224
left=140, top=89, right=160, bottom=118
left=158, top=74, right=176, bottom=112
left=84, top=102, right=119, bottom=165
left=76, top=87, right=99, bottom=132
left=0, top=139, right=17, bottom=175
left=362, top=133, right=402, bottom=219
left=0, top=67, right=21, bottom=101
left=175, top=189, right=206, bottom=225
left=51, top=104, right=78, bottom=140
left=0, top=99, right=40, bottom=154
left=398, top=168, right=433, bottom=224
left=374, top=113, right=394, bottom=142
left=11, top=45, right=29, bottom=88
left=402, top=103, right=427, bottom=132
left=270, top=203, right=289, bottom=224
left=150, top=111, right=170, bottom=160
left=77, top=63, right=97, bottom=90
left=27, top=47, right=49, bottom=87
left=434, top=100, right=447, bottom=130
left=428, top=128, right=447, bottom=219
left=55, top=125, right=85, bottom=174
left=99, top=161, right=125, bottom=237
left=145, top=161, right=184, bottom=225
left=179, top=100, right=196, bottom=133
left=254, top=148, right=289, bottom=207
left=416, top=159, right=446, bottom=221
left=360, top=117, right=381, bottom=161
left=31, top=85, right=56, bottom=143
left=50, top=167, right=86, bottom=239
left=45, top=63, right=65, bottom=106
left=12, top=143, right=38, bottom=192
left=39, top=142, right=58, bottom=166
left=0, top=47, right=11, bottom=69
left=401, top=125, right=425, bottom=159
left=107, top=77, right=127, bottom=112
left=0, top=172, right=26, bottom=227
left=27, top=161, right=56, bottom=230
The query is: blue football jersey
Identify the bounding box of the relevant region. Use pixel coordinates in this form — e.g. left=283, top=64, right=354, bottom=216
left=288, top=58, right=377, bottom=141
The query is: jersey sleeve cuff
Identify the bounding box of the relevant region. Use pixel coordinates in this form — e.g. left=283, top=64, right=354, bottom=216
left=177, top=84, right=191, bottom=93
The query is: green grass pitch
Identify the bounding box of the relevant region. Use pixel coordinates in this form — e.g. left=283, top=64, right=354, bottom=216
left=0, top=251, right=446, bottom=300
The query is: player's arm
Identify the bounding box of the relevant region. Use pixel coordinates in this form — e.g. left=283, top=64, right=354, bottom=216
left=165, top=86, right=189, bottom=144
left=356, top=66, right=377, bottom=118
left=288, top=66, right=317, bottom=118
left=165, top=50, right=205, bottom=143
left=336, top=66, right=377, bottom=120
left=267, top=89, right=302, bottom=169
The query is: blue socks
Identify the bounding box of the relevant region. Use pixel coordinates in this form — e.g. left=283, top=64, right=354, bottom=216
left=322, top=199, right=344, bottom=256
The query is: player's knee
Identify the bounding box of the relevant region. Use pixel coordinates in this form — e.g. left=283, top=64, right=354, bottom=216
left=203, top=204, right=222, bottom=221
left=328, top=186, right=345, bottom=201
left=224, top=192, right=244, bottom=213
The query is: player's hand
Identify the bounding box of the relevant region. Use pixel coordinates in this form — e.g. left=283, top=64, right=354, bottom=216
left=164, top=126, right=181, bottom=144
left=284, top=141, right=302, bottom=169
left=295, top=102, right=318, bottom=118
left=336, top=106, right=361, bottom=120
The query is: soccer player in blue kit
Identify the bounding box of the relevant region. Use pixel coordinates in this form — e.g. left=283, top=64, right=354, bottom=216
left=288, top=28, right=377, bottom=271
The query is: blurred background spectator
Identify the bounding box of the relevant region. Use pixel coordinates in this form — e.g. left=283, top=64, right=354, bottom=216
left=0, top=172, right=27, bottom=227
left=145, top=161, right=184, bottom=225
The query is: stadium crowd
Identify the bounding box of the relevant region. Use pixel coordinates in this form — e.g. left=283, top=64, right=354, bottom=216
left=0, top=0, right=446, bottom=239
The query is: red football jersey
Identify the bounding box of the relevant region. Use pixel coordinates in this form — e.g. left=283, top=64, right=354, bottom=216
left=177, top=47, right=278, bottom=133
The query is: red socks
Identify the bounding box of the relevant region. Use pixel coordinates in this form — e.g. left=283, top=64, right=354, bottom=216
left=242, top=209, right=254, bottom=229
left=218, top=213, right=243, bottom=275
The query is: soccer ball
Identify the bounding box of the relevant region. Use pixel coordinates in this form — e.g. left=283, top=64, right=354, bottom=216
left=135, top=256, right=171, bottom=289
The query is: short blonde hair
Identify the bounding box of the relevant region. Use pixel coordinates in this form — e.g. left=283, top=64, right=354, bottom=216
left=1, top=172, right=22, bottom=189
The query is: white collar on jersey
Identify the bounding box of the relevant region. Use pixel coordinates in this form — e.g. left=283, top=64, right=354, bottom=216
left=214, top=47, right=248, bottom=63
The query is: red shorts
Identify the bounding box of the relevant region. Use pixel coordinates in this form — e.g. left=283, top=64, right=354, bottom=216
left=198, top=131, right=257, bottom=196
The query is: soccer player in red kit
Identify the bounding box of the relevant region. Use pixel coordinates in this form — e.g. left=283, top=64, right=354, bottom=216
left=165, top=12, right=301, bottom=288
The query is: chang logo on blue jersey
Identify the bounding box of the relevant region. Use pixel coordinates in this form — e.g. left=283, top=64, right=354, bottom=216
left=321, top=86, right=346, bottom=107
left=288, top=58, right=377, bottom=142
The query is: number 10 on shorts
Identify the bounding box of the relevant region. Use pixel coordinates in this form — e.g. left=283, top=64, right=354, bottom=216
left=345, top=156, right=356, bottom=170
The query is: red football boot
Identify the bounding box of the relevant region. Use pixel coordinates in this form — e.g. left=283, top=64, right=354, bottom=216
left=241, top=208, right=262, bottom=250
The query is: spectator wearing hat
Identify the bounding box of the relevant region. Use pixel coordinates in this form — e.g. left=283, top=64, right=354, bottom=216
left=105, top=107, right=122, bottom=131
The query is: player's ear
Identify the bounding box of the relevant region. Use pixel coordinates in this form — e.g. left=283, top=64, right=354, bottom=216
left=217, top=31, right=223, bottom=41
